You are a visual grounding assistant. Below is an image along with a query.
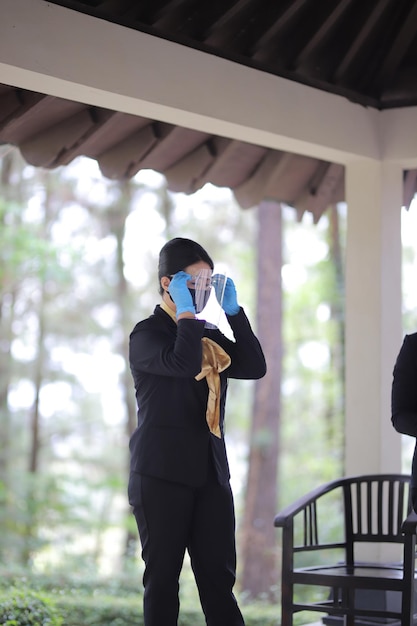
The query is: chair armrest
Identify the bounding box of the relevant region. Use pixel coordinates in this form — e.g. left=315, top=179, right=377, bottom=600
left=274, top=476, right=346, bottom=528
left=401, top=510, right=417, bottom=534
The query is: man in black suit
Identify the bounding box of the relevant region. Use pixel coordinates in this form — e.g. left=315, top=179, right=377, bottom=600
left=128, top=238, right=266, bottom=626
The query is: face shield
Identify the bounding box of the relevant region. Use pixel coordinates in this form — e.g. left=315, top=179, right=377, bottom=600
left=188, top=269, right=227, bottom=328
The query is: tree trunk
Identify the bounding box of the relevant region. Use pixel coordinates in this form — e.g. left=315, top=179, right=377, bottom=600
left=0, top=153, right=15, bottom=481
left=0, top=153, right=18, bottom=562
left=28, top=285, right=46, bottom=474
left=240, top=200, right=282, bottom=600
left=22, top=172, right=52, bottom=565
left=109, top=182, right=141, bottom=561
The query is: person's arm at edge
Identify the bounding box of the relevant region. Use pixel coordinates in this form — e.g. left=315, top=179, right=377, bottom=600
left=392, top=334, right=417, bottom=437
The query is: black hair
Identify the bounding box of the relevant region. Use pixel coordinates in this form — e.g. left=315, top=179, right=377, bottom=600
left=158, top=237, right=214, bottom=294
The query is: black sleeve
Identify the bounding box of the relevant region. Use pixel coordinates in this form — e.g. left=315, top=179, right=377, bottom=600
left=391, top=334, right=417, bottom=437
left=214, top=308, right=267, bottom=380
left=130, top=317, right=206, bottom=378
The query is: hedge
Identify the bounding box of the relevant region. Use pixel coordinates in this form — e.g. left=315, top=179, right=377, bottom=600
left=1, top=591, right=282, bottom=626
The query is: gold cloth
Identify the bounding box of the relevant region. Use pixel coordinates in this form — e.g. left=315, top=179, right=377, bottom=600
left=160, top=300, right=178, bottom=322
left=160, top=301, right=231, bottom=438
left=194, top=337, right=231, bottom=438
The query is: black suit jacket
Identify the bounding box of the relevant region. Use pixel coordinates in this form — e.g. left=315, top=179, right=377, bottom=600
left=129, top=305, right=266, bottom=487
left=391, top=332, right=417, bottom=487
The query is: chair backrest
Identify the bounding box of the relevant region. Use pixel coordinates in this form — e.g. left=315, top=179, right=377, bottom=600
left=341, top=474, right=411, bottom=564
left=276, top=475, right=417, bottom=625
left=277, top=474, right=412, bottom=568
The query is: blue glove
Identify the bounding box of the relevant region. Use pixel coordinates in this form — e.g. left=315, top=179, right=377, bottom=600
left=169, top=271, right=195, bottom=317
left=215, top=275, right=240, bottom=315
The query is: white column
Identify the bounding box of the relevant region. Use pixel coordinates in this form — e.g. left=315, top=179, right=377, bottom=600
left=345, top=160, right=403, bottom=477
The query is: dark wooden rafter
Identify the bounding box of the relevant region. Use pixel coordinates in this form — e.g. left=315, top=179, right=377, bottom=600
left=99, top=0, right=134, bottom=18
left=151, top=0, right=198, bottom=32
left=204, top=0, right=259, bottom=48
left=251, top=0, right=308, bottom=61
left=332, top=0, right=393, bottom=86
left=372, top=2, right=417, bottom=94
left=293, top=0, right=354, bottom=71
left=200, top=1, right=277, bottom=59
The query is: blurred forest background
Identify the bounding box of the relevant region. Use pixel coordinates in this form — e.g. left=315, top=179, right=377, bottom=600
left=1, top=146, right=417, bottom=622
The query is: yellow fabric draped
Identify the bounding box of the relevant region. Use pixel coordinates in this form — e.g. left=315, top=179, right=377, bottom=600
left=160, top=300, right=177, bottom=322
left=195, top=337, right=231, bottom=438
left=160, top=301, right=231, bottom=438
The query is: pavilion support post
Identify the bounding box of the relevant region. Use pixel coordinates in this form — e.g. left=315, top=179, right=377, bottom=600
left=344, top=159, right=403, bottom=478
left=344, top=159, right=404, bottom=566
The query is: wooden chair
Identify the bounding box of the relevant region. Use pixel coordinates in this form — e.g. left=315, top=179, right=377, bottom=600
left=274, top=474, right=417, bottom=626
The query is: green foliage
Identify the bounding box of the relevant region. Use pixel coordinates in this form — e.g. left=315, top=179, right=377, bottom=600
left=0, top=148, right=350, bottom=601
left=0, top=566, right=142, bottom=601
left=0, top=592, right=281, bottom=626
left=0, top=571, right=280, bottom=626
left=0, top=151, right=262, bottom=578
left=0, top=589, right=63, bottom=626
left=54, top=595, right=141, bottom=626
left=279, top=206, right=346, bottom=506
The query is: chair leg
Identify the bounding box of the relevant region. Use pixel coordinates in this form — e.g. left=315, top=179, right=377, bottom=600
left=402, top=534, right=416, bottom=625
left=281, top=581, right=293, bottom=626
left=401, top=577, right=414, bottom=625
left=281, top=609, right=293, bottom=626
left=342, top=588, right=354, bottom=626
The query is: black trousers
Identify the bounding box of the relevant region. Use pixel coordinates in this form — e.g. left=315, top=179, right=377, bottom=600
left=128, top=460, right=245, bottom=626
